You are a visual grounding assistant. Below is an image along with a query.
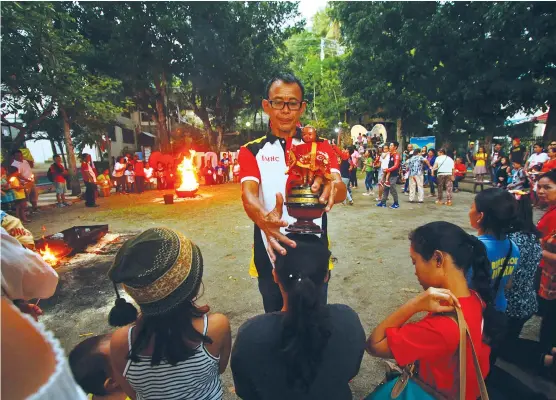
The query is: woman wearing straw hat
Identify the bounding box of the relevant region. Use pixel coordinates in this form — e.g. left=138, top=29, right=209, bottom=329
left=107, top=227, right=231, bottom=400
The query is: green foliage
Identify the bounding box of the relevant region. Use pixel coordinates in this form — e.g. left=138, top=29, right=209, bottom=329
left=285, top=15, right=348, bottom=138
left=1, top=2, right=126, bottom=149
left=330, top=1, right=556, bottom=142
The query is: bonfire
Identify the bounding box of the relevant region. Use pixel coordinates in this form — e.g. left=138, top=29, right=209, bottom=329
left=176, top=151, right=199, bottom=198
left=40, top=244, right=59, bottom=266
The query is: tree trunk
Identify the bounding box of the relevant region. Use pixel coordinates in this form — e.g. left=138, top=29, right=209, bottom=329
left=396, top=118, right=403, bottom=150
left=543, top=104, right=555, bottom=143
left=437, top=112, right=454, bottom=150
left=215, top=126, right=223, bottom=154
left=49, top=139, right=57, bottom=159
left=60, top=108, right=81, bottom=196
left=57, top=139, right=68, bottom=169
left=153, top=75, right=170, bottom=152
left=107, top=137, right=113, bottom=172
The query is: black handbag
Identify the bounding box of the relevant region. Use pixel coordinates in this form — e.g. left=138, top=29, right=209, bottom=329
left=483, top=241, right=513, bottom=345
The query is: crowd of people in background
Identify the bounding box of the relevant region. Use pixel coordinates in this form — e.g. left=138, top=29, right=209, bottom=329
left=2, top=72, right=556, bottom=400
left=331, top=133, right=556, bottom=212
left=3, top=177, right=555, bottom=399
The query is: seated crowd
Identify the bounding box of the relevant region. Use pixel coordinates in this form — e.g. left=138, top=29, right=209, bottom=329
left=62, top=170, right=555, bottom=399
left=2, top=170, right=555, bottom=399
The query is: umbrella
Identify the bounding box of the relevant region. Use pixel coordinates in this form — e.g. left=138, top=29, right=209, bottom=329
left=161, top=154, right=174, bottom=165
left=148, top=151, right=162, bottom=167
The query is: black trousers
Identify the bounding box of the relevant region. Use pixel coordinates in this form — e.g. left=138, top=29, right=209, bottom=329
left=136, top=176, right=145, bottom=193
left=498, top=300, right=556, bottom=373
left=85, top=182, right=97, bottom=206
left=539, top=297, right=556, bottom=349
left=349, top=168, right=358, bottom=187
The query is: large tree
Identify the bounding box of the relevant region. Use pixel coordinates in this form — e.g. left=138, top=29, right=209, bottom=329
left=331, top=1, right=556, bottom=146
left=183, top=1, right=301, bottom=151
left=1, top=2, right=126, bottom=194
left=73, top=2, right=193, bottom=152
left=285, top=9, right=347, bottom=137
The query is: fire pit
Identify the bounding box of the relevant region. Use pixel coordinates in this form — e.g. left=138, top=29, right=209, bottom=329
left=35, top=225, right=109, bottom=265
left=175, top=189, right=198, bottom=198
left=175, top=150, right=199, bottom=198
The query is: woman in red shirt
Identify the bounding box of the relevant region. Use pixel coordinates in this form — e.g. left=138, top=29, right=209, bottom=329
left=541, top=147, right=556, bottom=173
left=536, top=169, right=556, bottom=359
left=367, top=221, right=491, bottom=399
left=454, top=157, right=467, bottom=192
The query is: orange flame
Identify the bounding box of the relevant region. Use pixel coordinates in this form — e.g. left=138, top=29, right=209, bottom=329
left=177, top=151, right=199, bottom=192
left=40, top=244, right=59, bottom=266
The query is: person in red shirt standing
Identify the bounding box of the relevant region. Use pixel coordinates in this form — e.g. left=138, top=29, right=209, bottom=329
left=541, top=147, right=556, bottom=173
left=81, top=153, right=98, bottom=208
left=49, top=155, right=70, bottom=208
left=376, top=141, right=401, bottom=209
left=536, top=169, right=556, bottom=359
left=453, top=157, right=467, bottom=192
left=366, top=221, right=491, bottom=400
left=133, top=155, right=145, bottom=194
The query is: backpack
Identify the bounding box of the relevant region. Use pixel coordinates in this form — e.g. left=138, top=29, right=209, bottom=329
left=48, top=163, right=63, bottom=182
left=47, top=165, right=55, bottom=182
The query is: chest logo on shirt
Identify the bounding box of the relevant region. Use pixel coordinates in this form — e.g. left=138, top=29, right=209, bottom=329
left=262, top=155, right=280, bottom=162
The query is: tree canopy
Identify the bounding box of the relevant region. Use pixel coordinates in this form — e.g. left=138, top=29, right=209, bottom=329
left=330, top=1, right=556, bottom=144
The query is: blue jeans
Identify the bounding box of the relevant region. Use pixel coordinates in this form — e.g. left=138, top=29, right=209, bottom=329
left=365, top=171, right=374, bottom=191
left=341, top=177, right=353, bottom=202
left=454, top=175, right=463, bottom=189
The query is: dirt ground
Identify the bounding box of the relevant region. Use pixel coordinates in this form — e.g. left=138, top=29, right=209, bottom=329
left=27, top=182, right=556, bottom=399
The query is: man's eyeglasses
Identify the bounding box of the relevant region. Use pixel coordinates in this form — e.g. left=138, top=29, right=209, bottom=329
left=268, top=99, right=304, bottom=111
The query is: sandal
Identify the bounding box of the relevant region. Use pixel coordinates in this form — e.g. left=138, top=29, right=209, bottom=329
left=446, top=201, right=453, bottom=206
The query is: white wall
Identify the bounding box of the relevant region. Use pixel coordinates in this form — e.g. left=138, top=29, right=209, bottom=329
left=26, top=139, right=98, bottom=163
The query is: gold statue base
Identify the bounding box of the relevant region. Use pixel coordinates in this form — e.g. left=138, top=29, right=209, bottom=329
left=285, top=185, right=325, bottom=234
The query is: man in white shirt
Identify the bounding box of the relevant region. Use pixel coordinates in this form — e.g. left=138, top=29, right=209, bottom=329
left=432, top=148, right=455, bottom=206
left=525, top=143, right=550, bottom=172
left=11, top=149, right=39, bottom=212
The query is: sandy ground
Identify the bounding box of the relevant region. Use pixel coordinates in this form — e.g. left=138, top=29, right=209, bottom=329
left=26, top=182, right=556, bottom=399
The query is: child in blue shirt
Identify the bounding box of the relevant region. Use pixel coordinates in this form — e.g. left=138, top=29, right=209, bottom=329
left=468, top=188, right=521, bottom=312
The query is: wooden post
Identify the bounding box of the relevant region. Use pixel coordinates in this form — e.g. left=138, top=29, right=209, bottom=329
left=60, top=108, right=81, bottom=196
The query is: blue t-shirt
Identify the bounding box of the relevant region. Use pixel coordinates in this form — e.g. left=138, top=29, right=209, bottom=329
left=468, top=235, right=520, bottom=312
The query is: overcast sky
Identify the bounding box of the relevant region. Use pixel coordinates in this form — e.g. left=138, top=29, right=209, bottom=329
left=298, top=0, right=328, bottom=29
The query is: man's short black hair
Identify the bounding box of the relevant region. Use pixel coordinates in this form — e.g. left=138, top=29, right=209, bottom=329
left=11, top=149, right=22, bottom=156
left=265, top=73, right=305, bottom=100
left=534, top=142, right=544, bottom=148
left=54, top=154, right=61, bottom=159
left=392, top=141, right=399, bottom=149
left=69, top=335, right=111, bottom=396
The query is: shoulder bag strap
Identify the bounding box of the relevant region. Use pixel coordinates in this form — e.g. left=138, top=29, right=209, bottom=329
left=457, top=308, right=466, bottom=400
left=455, top=306, right=490, bottom=400
left=492, top=241, right=513, bottom=295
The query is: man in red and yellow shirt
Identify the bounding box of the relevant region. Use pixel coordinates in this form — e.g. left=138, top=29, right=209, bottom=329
left=239, top=73, right=346, bottom=312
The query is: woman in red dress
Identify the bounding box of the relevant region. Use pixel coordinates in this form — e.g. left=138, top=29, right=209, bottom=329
left=536, top=169, right=556, bottom=366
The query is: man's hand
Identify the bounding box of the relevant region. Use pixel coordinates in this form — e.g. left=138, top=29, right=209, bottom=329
left=257, top=193, right=296, bottom=262
left=311, top=176, right=338, bottom=212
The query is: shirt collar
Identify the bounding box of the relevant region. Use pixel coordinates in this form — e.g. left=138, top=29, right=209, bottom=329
left=266, top=127, right=302, bottom=144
